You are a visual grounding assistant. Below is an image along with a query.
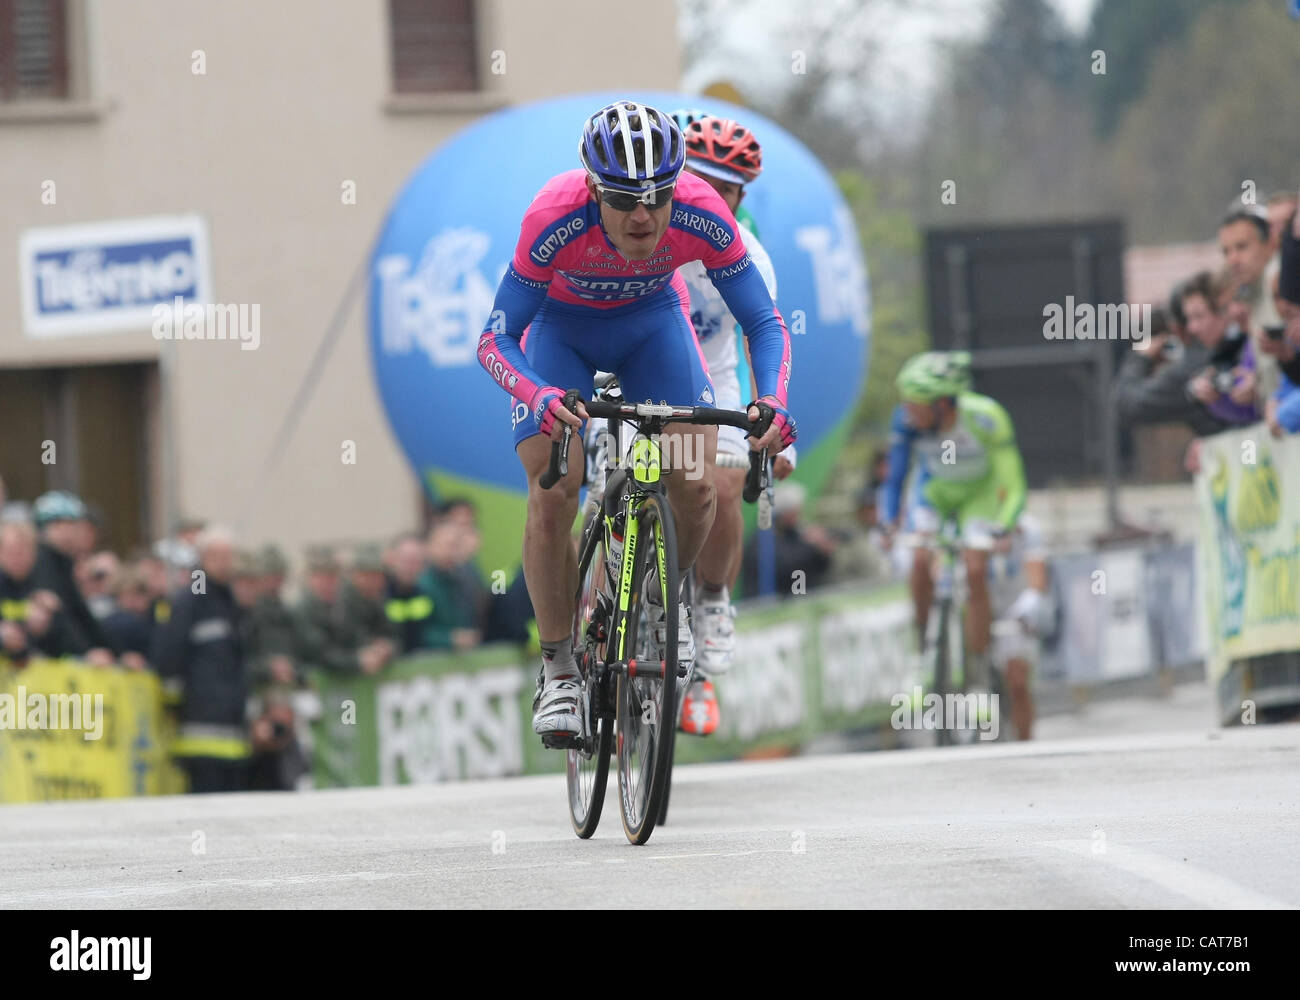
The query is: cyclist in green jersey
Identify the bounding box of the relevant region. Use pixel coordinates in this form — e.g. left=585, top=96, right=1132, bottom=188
left=893, top=351, right=1028, bottom=686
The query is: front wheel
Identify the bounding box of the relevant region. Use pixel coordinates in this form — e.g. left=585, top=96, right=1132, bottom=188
left=617, top=492, right=679, bottom=845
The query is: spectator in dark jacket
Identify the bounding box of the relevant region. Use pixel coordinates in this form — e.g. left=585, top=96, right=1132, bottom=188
left=78, top=550, right=121, bottom=623
left=30, top=491, right=113, bottom=663
left=417, top=519, right=483, bottom=652
left=293, top=546, right=395, bottom=676
left=150, top=525, right=251, bottom=793
left=1265, top=214, right=1300, bottom=389
left=248, top=544, right=299, bottom=689
left=383, top=533, right=434, bottom=654
left=1113, top=301, right=1231, bottom=437
left=484, top=568, right=536, bottom=646
left=342, top=543, right=398, bottom=645
left=101, top=568, right=154, bottom=670
left=237, top=550, right=307, bottom=792
left=0, top=520, right=73, bottom=663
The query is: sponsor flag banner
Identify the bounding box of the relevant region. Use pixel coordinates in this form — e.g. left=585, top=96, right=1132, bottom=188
left=1194, top=427, right=1300, bottom=682
left=309, top=585, right=916, bottom=787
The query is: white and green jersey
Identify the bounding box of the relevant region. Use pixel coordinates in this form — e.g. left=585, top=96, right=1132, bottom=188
left=679, top=228, right=776, bottom=382
left=912, top=391, right=1027, bottom=531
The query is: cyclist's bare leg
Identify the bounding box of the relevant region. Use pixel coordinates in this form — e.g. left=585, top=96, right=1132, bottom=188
left=1004, top=656, right=1033, bottom=739
left=661, top=423, right=718, bottom=575
left=910, top=545, right=933, bottom=644
left=695, top=464, right=745, bottom=589
left=963, top=548, right=992, bottom=658
left=518, top=432, right=584, bottom=644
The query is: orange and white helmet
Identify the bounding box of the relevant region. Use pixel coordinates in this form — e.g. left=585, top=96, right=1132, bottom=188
left=681, top=115, right=763, bottom=185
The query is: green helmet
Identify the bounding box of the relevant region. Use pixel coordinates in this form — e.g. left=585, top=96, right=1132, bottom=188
left=896, top=351, right=972, bottom=403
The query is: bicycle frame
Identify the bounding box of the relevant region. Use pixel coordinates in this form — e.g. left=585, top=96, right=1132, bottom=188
left=586, top=393, right=675, bottom=671
left=551, top=383, right=771, bottom=842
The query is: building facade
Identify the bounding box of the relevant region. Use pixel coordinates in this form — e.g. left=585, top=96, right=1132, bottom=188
left=0, top=0, right=682, bottom=555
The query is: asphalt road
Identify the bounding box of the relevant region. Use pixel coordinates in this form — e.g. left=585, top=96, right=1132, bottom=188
left=2, top=685, right=1297, bottom=909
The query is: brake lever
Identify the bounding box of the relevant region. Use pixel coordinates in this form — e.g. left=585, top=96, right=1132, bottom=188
left=756, top=449, right=773, bottom=530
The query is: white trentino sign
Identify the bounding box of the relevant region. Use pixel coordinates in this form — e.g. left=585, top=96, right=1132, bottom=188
left=19, top=214, right=212, bottom=337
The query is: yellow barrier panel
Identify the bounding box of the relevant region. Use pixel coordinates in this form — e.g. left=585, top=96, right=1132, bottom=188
left=0, top=659, right=185, bottom=802
left=1195, top=427, right=1300, bottom=682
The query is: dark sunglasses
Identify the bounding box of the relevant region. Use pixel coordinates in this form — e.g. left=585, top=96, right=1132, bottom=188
left=598, top=183, right=675, bottom=212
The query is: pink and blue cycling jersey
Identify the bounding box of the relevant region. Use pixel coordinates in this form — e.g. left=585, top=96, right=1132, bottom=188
left=477, top=168, right=791, bottom=427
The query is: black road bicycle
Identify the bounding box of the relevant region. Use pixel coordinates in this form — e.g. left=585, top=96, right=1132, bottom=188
left=903, top=519, right=1003, bottom=746
left=540, top=386, right=768, bottom=845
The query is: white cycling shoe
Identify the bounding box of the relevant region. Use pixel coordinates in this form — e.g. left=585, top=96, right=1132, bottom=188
left=694, top=588, right=736, bottom=675
left=532, top=674, right=582, bottom=740
left=644, top=572, right=694, bottom=670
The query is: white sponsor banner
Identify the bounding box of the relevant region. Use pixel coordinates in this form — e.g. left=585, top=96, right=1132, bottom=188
left=819, top=600, right=920, bottom=715
left=718, top=622, right=806, bottom=742
left=377, top=668, right=525, bottom=784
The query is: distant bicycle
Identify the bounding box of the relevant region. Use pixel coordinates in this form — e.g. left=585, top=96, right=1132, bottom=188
left=544, top=382, right=767, bottom=844
left=902, top=519, right=1001, bottom=746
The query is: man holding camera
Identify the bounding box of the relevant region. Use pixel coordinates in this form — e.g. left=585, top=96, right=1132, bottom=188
left=1114, top=292, right=1231, bottom=436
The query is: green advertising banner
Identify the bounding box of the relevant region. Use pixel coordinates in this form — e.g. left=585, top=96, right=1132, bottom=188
left=309, top=583, right=917, bottom=787
left=1195, top=426, right=1300, bottom=683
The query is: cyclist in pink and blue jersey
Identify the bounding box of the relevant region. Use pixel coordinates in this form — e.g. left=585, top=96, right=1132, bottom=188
left=476, top=100, right=796, bottom=743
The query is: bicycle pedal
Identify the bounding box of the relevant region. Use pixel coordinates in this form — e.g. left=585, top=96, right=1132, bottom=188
left=540, top=732, right=583, bottom=751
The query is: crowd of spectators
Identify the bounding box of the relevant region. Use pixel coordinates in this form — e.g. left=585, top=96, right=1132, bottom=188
left=1115, top=191, right=1300, bottom=467
left=0, top=482, right=532, bottom=792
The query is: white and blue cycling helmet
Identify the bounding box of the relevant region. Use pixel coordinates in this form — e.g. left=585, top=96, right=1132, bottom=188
left=579, top=100, right=685, bottom=194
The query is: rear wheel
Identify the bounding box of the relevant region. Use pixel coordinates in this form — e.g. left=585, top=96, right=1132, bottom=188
left=931, top=597, right=954, bottom=747
left=617, top=492, right=679, bottom=845
left=657, top=730, right=677, bottom=825
left=567, top=511, right=614, bottom=839
left=657, top=573, right=695, bottom=827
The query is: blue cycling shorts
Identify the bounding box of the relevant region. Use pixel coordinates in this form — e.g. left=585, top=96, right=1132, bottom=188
left=509, top=283, right=715, bottom=448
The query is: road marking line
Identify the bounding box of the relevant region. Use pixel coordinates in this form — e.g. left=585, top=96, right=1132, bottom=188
left=1043, top=840, right=1295, bottom=909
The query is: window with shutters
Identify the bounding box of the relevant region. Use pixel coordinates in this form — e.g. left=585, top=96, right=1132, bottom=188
left=0, top=0, right=69, bottom=101
left=389, top=0, right=479, bottom=94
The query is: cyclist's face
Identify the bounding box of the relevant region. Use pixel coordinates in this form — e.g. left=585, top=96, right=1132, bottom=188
left=687, top=167, right=744, bottom=215
left=587, top=176, right=671, bottom=260
left=903, top=399, right=939, bottom=430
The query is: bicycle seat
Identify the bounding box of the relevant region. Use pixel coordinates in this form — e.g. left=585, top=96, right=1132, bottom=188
left=594, top=372, right=622, bottom=398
